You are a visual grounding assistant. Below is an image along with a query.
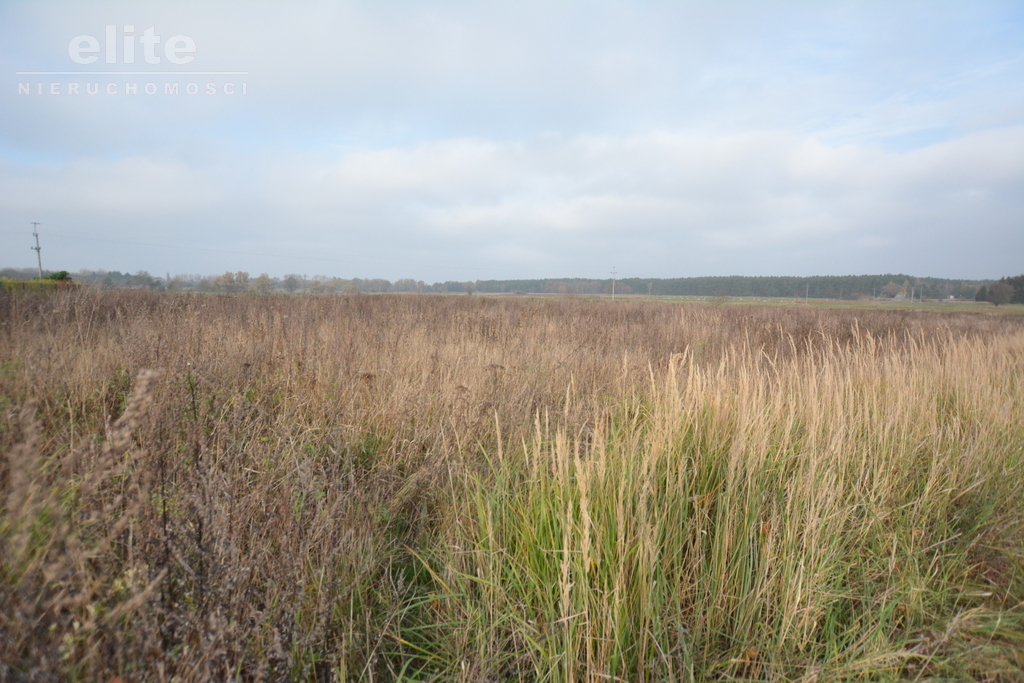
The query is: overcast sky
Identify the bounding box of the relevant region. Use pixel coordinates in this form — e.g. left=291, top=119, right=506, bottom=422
left=2, top=1, right=1022, bottom=281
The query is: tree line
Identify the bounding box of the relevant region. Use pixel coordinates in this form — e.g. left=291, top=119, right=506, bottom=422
left=472, top=274, right=993, bottom=300
left=975, top=275, right=1024, bottom=306
left=1, top=267, right=1020, bottom=302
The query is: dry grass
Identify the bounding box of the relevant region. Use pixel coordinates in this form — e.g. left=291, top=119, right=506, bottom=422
left=1, top=289, right=1022, bottom=681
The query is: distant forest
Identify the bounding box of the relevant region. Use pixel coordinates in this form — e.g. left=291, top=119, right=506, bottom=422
left=2, top=268, right=1022, bottom=303
left=472, top=275, right=986, bottom=300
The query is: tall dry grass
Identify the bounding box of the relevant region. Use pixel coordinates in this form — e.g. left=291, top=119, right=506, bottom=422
left=1, top=288, right=1022, bottom=681
left=435, top=327, right=1024, bottom=681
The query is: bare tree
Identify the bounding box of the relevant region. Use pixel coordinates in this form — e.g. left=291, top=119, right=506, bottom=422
left=252, top=274, right=274, bottom=296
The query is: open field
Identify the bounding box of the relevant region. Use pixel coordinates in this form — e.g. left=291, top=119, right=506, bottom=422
left=651, top=298, right=1024, bottom=316
left=2, top=289, right=1023, bottom=681
left=484, top=292, right=1024, bottom=317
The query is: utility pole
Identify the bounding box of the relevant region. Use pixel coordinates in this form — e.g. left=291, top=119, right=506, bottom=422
left=805, top=282, right=809, bottom=302
left=611, top=266, right=617, bottom=301
left=30, top=222, right=42, bottom=279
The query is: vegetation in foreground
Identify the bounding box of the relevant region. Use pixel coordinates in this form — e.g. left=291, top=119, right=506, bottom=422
left=1, top=290, right=1022, bottom=681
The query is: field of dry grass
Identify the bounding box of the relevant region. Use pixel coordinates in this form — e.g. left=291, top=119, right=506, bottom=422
left=2, top=289, right=1023, bottom=681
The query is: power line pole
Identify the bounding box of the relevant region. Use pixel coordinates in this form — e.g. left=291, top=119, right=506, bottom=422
left=30, top=222, right=42, bottom=279
left=611, top=267, right=617, bottom=301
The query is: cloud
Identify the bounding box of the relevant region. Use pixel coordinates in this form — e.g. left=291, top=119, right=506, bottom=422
left=8, top=124, right=1020, bottom=279
left=0, top=156, right=226, bottom=214
left=1, top=1, right=1022, bottom=279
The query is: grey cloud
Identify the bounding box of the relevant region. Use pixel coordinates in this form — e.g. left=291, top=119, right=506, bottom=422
left=1, top=1, right=1022, bottom=280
